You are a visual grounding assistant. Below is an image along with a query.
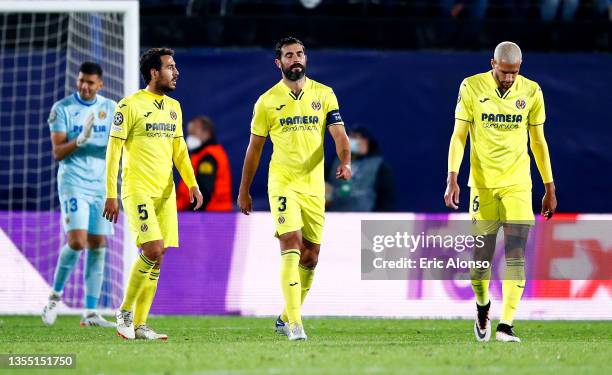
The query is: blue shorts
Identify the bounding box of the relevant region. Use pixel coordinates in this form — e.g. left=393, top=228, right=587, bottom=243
left=59, top=193, right=114, bottom=236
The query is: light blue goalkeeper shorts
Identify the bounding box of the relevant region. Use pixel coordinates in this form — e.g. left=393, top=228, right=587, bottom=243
left=59, top=193, right=113, bottom=236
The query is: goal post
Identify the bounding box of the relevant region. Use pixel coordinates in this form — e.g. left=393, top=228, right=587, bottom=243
left=0, top=0, right=139, bottom=314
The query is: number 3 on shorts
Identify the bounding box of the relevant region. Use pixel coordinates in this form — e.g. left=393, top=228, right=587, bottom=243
left=137, top=204, right=148, bottom=220
left=278, top=197, right=287, bottom=212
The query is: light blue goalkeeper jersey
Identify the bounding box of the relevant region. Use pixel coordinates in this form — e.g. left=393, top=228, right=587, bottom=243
left=48, top=92, right=116, bottom=197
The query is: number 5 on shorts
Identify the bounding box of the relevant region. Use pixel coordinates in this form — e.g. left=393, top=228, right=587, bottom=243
left=137, top=204, right=148, bottom=220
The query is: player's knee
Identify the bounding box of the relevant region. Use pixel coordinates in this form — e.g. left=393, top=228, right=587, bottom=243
left=301, top=252, right=318, bottom=268
left=87, top=237, right=106, bottom=250
left=278, top=231, right=302, bottom=250
left=141, top=243, right=164, bottom=262
left=68, top=238, right=87, bottom=251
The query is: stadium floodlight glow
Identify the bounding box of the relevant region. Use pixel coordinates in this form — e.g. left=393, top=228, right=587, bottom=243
left=0, top=0, right=139, bottom=314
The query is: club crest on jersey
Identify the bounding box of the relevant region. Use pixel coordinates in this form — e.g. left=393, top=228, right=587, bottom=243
left=515, top=99, right=526, bottom=110
left=141, top=224, right=148, bottom=232
left=98, top=110, right=107, bottom=120
left=311, top=100, right=321, bottom=111
left=170, top=110, right=177, bottom=120
left=48, top=110, right=57, bottom=122
left=114, top=112, right=123, bottom=126
left=278, top=216, right=285, bottom=224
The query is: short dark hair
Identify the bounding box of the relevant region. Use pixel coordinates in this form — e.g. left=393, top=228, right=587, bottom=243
left=79, top=61, right=103, bottom=77
left=274, top=37, right=305, bottom=59
left=139, top=47, right=175, bottom=85
left=190, top=115, right=217, bottom=142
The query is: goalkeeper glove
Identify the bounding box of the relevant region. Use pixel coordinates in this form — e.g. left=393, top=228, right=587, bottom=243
left=76, top=113, right=95, bottom=147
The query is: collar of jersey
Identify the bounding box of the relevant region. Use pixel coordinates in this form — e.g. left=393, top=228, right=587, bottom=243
left=140, top=88, right=165, bottom=100
left=73, top=92, right=97, bottom=106
left=279, top=78, right=309, bottom=100
left=487, top=70, right=522, bottom=99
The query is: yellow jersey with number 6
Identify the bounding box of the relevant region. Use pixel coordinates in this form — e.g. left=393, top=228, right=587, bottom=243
left=455, top=71, right=546, bottom=188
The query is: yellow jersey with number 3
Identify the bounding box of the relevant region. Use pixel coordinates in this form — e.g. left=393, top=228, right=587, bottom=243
left=110, top=89, right=183, bottom=198
left=251, top=78, right=343, bottom=197
left=455, top=71, right=546, bottom=188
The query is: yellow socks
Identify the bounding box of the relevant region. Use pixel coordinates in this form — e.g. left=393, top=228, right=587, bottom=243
left=119, top=253, right=155, bottom=312
left=280, top=250, right=301, bottom=326
left=470, top=266, right=491, bottom=306
left=281, top=264, right=315, bottom=322
left=501, top=257, right=526, bottom=325
left=133, top=269, right=160, bottom=327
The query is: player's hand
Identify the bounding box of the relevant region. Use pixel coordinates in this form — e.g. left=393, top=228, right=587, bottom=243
left=541, top=191, right=557, bottom=220
left=190, top=186, right=204, bottom=210
left=76, top=113, right=95, bottom=147
left=336, top=164, right=352, bottom=180
left=444, top=180, right=460, bottom=210
left=237, top=191, right=252, bottom=215
left=103, top=198, right=119, bottom=224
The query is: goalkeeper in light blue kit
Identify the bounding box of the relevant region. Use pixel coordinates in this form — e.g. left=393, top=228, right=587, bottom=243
left=42, top=62, right=117, bottom=327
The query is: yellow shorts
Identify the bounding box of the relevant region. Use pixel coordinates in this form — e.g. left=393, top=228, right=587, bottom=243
left=269, top=191, right=325, bottom=244
left=470, top=184, right=534, bottom=235
left=122, top=194, right=178, bottom=248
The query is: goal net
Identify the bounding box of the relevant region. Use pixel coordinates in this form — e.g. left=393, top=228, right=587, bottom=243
left=0, top=1, right=139, bottom=314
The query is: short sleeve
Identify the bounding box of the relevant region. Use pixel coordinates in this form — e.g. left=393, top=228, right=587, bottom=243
left=454, top=80, right=473, bottom=123
left=528, top=85, right=546, bottom=126
left=324, top=89, right=343, bottom=126
left=48, top=103, right=67, bottom=133
left=110, top=98, right=131, bottom=139
left=250, top=96, right=269, bottom=137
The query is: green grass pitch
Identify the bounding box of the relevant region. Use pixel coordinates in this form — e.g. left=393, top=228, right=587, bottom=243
left=1, top=316, right=610, bottom=375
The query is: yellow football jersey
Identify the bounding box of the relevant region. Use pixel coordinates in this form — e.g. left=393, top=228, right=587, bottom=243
left=455, top=71, right=546, bottom=188
left=110, top=89, right=183, bottom=198
left=251, top=78, right=343, bottom=197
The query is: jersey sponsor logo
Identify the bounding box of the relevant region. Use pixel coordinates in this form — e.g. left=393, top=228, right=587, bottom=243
left=275, top=104, right=286, bottom=111
left=114, top=112, right=124, bottom=125
left=479, top=98, right=490, bottom=103
left=279, top=116, right=319, bottom=126
left=311, top=100, right=321, bottom=111
left=98, top=110, right=106, bottom=120
left=118, top=103, right=127, bottom=108
left=481, top=113, right=522, bottom=130
left=48, top=110, right=57, bottom=122
left=145, top=123, right=176, bottom=132
left=279, top=116, right=320, bottom=133
left=72, top=125, right=107, bottom=133
left=144, top=112, right=152, bottom=118
left=170, top=110, right=177, bottom=120
left=515, top=99, right=526, bottom=110
left=145, top=122, right=177, bottom=138
left=111, top=125, right=122, bottom=133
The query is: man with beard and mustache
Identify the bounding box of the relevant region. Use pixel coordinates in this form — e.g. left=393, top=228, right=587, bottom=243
left=104, top=47, right=203, bottom=340
left=444, top=41, right=557, bottom=343
left=237, top=36, right=352, bottom=341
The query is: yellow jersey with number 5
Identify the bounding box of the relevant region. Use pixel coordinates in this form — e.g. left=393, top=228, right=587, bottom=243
left=455, top=71, right=546, bottom=188
left=110, top=89, right=183, bottom=198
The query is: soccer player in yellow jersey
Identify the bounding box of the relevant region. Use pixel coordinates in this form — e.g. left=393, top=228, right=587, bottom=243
left=444, top=41, right=557, bottom=343
left=103, top=48, right=203, bottom=340
left=237, top=37, right=352, bottom=341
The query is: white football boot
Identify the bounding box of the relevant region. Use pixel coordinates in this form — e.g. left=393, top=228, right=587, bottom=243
left=495, top=323, right=521, bottom=342
left=135, top=325, right=168, bottom=340
left=80, top=312, right=116, bottom=328
left=115, top=310, right=135, bottom=339
left=287, top=323, right=307, bottom=341
left=474, top=301, right=491, bottom=342
left=41, top=294, right=61, bottom=326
